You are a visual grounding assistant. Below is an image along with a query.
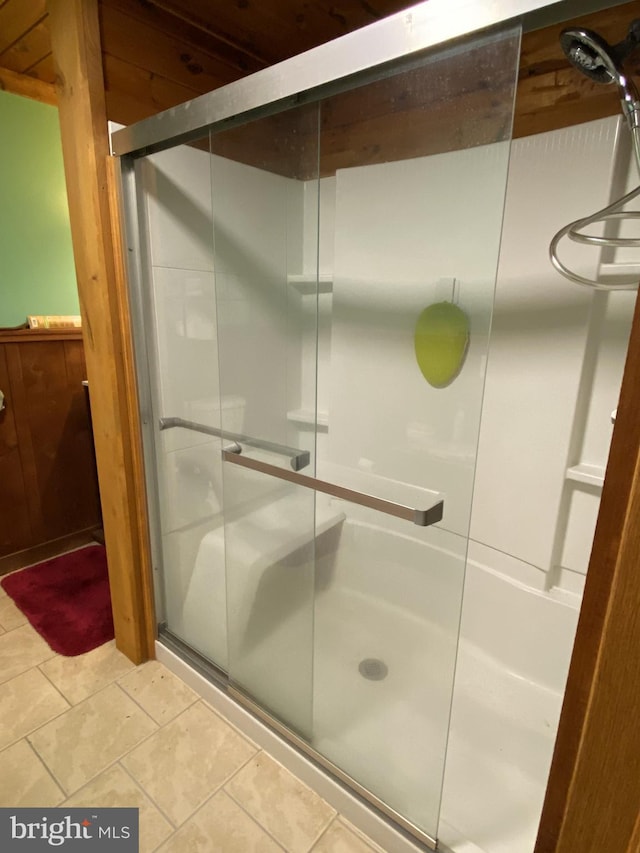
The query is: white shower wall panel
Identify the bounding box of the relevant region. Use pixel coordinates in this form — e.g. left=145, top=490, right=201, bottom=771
left=469, top=117, right=620, bottom=579
left=141, top=145, right=218, bottom=463
left=210, top=153, right=306, bottom=446
left=327, top=144, right=510, bottom=537
left=579, top=289, right=634, bottom=467
left=299, top=177, right=334, bottom=423
left=143, top=143, right=215, bottom=273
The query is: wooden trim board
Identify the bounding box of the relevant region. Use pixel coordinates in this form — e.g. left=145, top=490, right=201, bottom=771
left=0, top=66, right=57, bottom=105
left=0, top=529, right=101, bottom=577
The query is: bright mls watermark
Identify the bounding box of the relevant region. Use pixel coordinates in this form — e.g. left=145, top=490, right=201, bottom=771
left=0, top=808, right=138, bottom=851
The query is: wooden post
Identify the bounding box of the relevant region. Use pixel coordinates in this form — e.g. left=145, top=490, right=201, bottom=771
left=47, top=0, right=155, bottom=663
left=536, top=291, right=640, bottom=851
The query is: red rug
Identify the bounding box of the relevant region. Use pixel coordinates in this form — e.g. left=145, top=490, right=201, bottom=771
left=1, top=545, right=114, bottom=656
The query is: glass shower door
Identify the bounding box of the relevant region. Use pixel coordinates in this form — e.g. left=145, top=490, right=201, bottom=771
left=212, top=24, right=521, bottom=846
left=211, top=105, right=322, bottom=736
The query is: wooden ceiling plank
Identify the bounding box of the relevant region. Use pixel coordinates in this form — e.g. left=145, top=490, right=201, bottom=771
left=103, top=0, right=267, bottom=75
left=0, top=19, right=51, bottom=74
left=140, top=0, right=408, bottom=67
left=0, top=0, right=46, bottom=55
left=0, top=65, right=56, bottom=104
left=100, top=4, right=242, bottom=96
left=103, top=53, right=205, bottom=126
left=25, top=52, right=56, bottom=83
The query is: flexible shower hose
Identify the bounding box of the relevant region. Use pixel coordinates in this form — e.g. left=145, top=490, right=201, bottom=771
left=549, top=123, right=640, bottom=290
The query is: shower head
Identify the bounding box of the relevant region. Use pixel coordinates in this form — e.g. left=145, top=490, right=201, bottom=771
left=560, top=21, right=640, bottom=128
left=560, top=28, right=625, bottom=85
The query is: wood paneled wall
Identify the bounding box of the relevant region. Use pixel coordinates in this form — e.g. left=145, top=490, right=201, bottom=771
left=0, top=331, right=101, bottom=562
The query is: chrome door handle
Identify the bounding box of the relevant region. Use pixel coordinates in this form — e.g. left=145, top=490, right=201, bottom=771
left=159, top=417, right=310, bottom=471
left=222, top=450, right=443, bottom=527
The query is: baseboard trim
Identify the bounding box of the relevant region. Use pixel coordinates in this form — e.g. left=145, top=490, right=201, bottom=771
left=0, top=528, right=102, bottom=576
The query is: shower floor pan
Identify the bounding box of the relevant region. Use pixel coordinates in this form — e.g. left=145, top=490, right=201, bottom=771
left=312, top=579, right=563, bottom=853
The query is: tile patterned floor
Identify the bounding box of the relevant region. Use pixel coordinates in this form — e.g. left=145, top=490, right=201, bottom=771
left=0, top=579, right=382, bottom=852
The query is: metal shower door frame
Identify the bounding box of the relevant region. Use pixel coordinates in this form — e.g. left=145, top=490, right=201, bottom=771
left=112, top=0, right=556, bottom=159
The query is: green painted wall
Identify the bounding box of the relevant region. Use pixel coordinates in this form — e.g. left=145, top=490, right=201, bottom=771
left=0, top=90, right=79, bottom=327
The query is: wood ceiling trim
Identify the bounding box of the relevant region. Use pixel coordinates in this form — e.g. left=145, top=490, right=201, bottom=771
left=0, top=65, right=56, bottom=105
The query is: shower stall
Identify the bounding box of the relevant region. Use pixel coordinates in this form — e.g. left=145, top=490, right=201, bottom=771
left=112, top=1, right=636, bottom=850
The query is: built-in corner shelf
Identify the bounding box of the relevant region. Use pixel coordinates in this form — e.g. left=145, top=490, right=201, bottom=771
left=565, top=463, right=605, bottom=488
left=597, top=262, right=640, bottom=285
left=287, top=408, right=329, bottom=432
left=287, top=273, right=333, bottom=294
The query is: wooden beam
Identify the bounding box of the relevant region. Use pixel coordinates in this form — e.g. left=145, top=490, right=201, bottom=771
left=105, top=155, right=156, bottom=664
left=47, top=0, right=155, bottom=664
left=0, top=65, right=56, bottom=104
left=535, top=290, right=640, bottom=851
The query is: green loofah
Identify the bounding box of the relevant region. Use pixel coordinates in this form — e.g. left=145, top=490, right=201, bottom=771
left=414, top=301, right=470, bottom=388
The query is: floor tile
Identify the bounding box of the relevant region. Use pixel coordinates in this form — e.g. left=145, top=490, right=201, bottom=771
left=118, top=660, right=197, bottom=725
left=226, top=752, right=336, bottom=852
left=28, top=683, right=157, bottom=795
left=0, top=739, right=64, bottom=807
left=157, top=790, right=282, bottom=853
left=0, top=623, right=56, bottom=684
left=312, top=819, right=378, bottom=853
left=122, top=701, right=256, bottom=826
left=63, top=763, right=173, bottom=853
left=0, top=595, right=28, bottom=631
left=0, top=668, right=69, bottom=750
left=39, top=640, right=135, bottom=705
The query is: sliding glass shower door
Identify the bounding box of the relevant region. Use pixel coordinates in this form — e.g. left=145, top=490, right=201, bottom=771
left=208, top=26, right=521, bottom=845
left=210, top=105, right=322, bottom=738
left=123, top=9, right=522, bottom=847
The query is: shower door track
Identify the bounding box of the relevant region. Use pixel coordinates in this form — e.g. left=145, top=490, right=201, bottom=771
left=157, top=628, right=438, bottom=851
left=227, top=685, right=440, bottom=851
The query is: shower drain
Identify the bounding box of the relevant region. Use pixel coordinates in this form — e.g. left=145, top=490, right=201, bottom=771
left=358, top=658, right=388, bottom=681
